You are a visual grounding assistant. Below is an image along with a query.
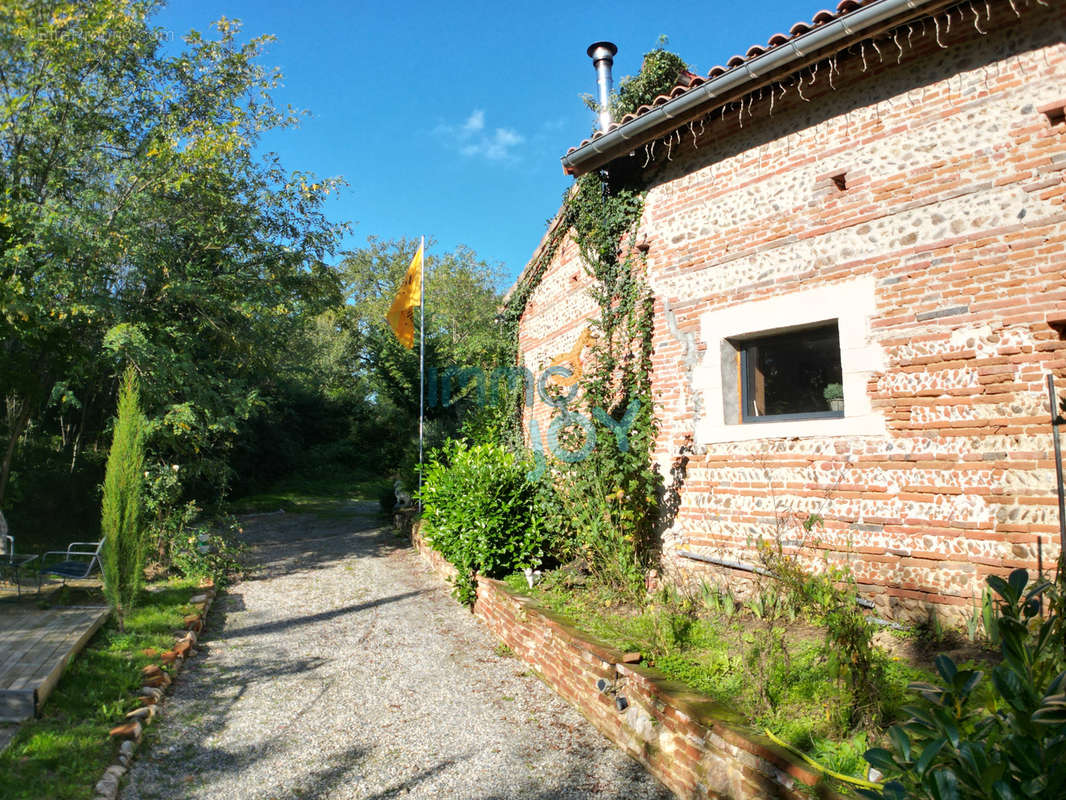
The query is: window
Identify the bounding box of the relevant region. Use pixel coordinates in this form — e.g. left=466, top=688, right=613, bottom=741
left=737, top=322, right=844, bottom=422
left=693, top=278, right=884, bottom=444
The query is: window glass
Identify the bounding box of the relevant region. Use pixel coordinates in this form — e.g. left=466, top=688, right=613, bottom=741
left=741, top=322, right=842, bottom=420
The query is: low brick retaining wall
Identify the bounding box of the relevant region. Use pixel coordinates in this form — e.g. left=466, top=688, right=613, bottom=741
left=412, top=522, right=843, bottom=799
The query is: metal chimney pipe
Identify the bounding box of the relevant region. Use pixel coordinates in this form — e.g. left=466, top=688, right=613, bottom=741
left=587, top=41, right=617, bottom=132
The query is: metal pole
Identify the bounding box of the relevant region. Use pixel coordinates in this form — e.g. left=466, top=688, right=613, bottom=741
left=418, top=237, right=425, bottom=512
left=1048, top=374, right=1066, bottom=582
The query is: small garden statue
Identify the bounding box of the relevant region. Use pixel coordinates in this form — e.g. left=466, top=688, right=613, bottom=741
left=394, top=480, right=413, bottom=509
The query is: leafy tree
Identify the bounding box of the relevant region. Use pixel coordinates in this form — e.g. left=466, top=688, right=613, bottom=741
left=100, top=368, right=147, bottom=630
left=0, top=1, right=345, bottom=517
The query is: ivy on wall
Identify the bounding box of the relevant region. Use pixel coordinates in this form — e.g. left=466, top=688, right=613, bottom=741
left=494, top=47, right=687, bottom=586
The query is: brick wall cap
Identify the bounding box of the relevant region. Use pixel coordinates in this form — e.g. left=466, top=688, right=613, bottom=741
left=480, top=577, right=625, bottom=663
left=619, top=662, right=749, bottom=726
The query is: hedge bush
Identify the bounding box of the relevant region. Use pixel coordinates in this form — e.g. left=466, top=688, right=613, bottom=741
left=420, top=439, right=549, bottom=604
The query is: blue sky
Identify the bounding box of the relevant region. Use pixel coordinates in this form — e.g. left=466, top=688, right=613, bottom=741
left=155, top=0, right=824, bottom=285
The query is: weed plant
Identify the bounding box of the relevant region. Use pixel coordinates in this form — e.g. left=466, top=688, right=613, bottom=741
left=506, top=569, right=932, bottom=784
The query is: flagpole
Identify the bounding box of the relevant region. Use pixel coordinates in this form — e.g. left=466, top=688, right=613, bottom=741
left=418, top=236, right=425, bottom=511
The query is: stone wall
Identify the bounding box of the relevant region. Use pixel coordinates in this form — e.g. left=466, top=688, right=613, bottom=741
left=516, top=0, right=1066, bottom=621
left=411, top=523, right=840, bottom=799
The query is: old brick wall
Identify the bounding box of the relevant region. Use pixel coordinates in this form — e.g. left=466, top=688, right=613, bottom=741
left=517, top=0, right=1066, bottom=621
left=411, top=523, right=837, bottom=799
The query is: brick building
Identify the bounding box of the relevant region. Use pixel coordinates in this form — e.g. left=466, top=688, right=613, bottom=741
left=514, top=0, right=1066, bottom=621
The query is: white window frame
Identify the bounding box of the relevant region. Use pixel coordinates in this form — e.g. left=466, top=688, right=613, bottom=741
left=693, top=277, right=885, bottom=444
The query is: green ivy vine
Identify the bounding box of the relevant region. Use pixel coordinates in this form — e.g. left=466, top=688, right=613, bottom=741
left=495, top=168, right=660, bottom=591
left=492, top=49, right=686, bottom=590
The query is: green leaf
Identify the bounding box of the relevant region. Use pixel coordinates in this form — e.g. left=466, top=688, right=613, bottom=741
left=888, top=725, right=911, bottom=762
left=929, top=766, right=960, bottom=800
left=987, top=575, right=1011, bottom=603
left=956, top=669, right=983, bottom=698
left=915, top=738, right=947, bottom=777
left=936, top=654, right=958, bottom=684
left=910, top=681, right=946, bottom=704
left=1007, top=568, right=1028, bottom=599
left=981, top=763, right=1006, bottom=793
left=864, top=747, right=899, bottom=772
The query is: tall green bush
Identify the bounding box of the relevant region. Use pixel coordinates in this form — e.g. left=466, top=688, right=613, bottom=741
left=420, top=439, right=550, bottom=605
left=101, top=369, right=147, bottom=630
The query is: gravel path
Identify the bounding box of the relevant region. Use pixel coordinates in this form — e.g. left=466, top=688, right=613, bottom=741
left=121, top=505, right=673, bottom=800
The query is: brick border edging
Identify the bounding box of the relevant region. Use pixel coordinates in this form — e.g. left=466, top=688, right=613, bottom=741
left=412, top=522, right=843, bottom=800
left=91, top=580, right=218, bottom=800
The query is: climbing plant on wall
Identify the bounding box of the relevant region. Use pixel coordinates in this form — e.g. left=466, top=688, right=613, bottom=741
left=558, top=171, right=660, bottom=586
left=491, top=47, right=687, bottom=592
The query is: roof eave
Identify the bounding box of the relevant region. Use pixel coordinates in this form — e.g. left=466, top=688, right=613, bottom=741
left=560, top=0, right=956, bottom=177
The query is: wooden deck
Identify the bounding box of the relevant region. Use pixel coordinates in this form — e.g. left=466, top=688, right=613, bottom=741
left=0, top=605, right=109, bottom=721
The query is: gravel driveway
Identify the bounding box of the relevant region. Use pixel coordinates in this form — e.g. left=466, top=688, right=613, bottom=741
left=121, top=505, right=673, bottom=800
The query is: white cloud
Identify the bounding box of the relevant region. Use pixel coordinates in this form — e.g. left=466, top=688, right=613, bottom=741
left=437, top=109, right=524, bottom=163
left=462, top=109, right=485, bottom=134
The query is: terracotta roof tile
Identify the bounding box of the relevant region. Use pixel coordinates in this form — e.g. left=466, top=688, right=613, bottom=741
left=566, top=0, right=912, bottom=156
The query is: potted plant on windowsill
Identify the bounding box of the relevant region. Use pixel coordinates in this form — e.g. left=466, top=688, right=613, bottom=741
left=824, top=383, right=844, bottom=412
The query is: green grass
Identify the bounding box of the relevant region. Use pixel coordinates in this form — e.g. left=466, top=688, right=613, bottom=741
left=502, top=573, right=932, bottom=784
left=226, top=468, right=391, bottom=516
left=0, top=577, right=203, bottom=800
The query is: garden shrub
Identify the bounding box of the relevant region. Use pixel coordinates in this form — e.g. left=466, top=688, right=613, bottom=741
left=861, top=569, right=1066, bottom=799
left=143, top=461, right=244, bottom=586
left=420, top=439, right=550, bottom=605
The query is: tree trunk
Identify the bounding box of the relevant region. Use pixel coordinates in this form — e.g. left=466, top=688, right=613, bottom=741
left=0, top=400, right=33, bottom=508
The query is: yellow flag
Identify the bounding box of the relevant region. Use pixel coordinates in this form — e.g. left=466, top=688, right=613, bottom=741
left=385, top=241, right=423, bottom=349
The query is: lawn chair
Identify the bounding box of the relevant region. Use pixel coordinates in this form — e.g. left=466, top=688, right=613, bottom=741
left=1, top=533, right=40, bottom=599
left=39, top=538, right=105, bottom=585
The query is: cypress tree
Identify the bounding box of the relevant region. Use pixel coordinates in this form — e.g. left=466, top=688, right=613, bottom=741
left=100, top=368, right=146, bottom=630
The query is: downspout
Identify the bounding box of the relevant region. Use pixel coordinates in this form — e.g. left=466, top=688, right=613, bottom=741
left=676, top=550, right=773, bottom=577
left=676, top=550, right=878, bottom=609
left=561, top=0, right=949, bottom=176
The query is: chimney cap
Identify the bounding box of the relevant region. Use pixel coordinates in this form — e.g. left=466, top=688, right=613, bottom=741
left=587, top=41, right=617, bottom=60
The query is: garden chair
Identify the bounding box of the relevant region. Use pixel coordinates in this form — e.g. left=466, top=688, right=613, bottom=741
left=1, top=533, right=40, bottom=599
left=38, top=538, right=105, bottom=585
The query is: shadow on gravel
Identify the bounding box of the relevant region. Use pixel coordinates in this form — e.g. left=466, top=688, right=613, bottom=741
left=234, top=509, right=412, bottom=582
left=288, top=743, right=379, bottom=799
left=477, top=757, right=673, bottom=800
left=354, top=758, right=464, bottom=800
left=221, top=590, right=425, bottom=639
